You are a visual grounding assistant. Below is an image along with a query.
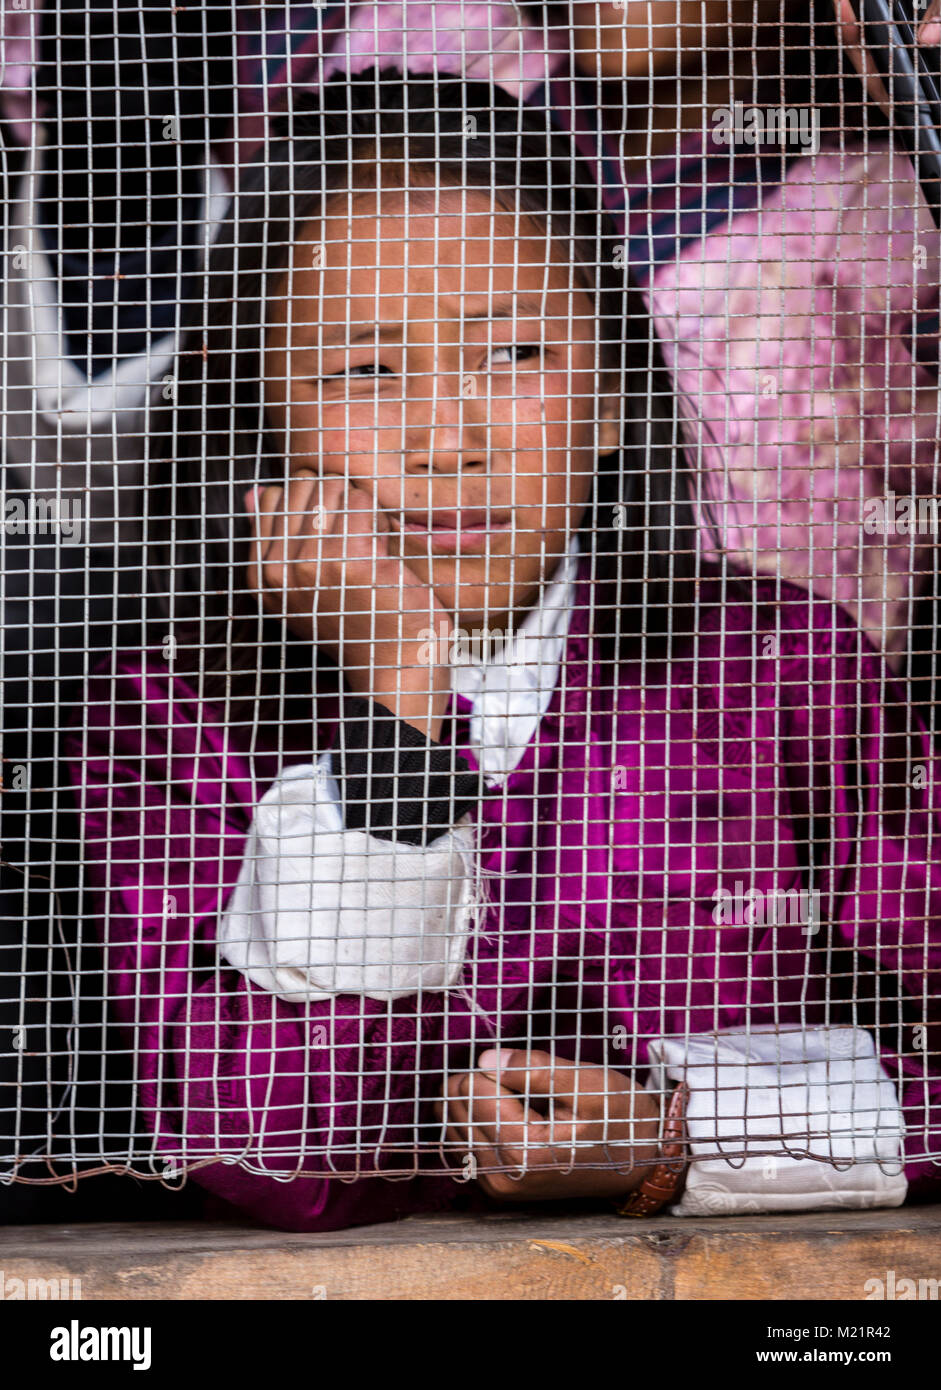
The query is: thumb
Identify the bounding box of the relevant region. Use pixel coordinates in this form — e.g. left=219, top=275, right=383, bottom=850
left=919, top=3, right=941, bottom=45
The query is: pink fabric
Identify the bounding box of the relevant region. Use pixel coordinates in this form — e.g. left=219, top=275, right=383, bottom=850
left=319, top=0, right=567, bottom=96
left=233, top=0, right=567, bottom=167
left=649, top=140, right=941, bottom=667
left=0, top=0, right=41, bottom=142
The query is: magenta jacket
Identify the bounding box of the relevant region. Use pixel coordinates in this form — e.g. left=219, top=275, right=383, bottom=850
left=65, top=560, right=941, bottom=1231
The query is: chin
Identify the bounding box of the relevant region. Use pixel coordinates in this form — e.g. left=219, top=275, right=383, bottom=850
left=443, top=588, right=514, bottom=626
left=402, top=547, right=549, bottom=624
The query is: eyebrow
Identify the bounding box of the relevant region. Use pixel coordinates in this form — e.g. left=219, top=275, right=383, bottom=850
left=314, top=295, right=556, bottom=347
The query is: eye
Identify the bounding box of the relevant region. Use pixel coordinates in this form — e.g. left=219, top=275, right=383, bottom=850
left=321, top=361, right=393, bottom=380
left=489, top=343, right=543, bottom=365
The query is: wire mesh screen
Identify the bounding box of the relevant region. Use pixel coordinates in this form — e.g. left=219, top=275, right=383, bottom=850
left=1, top=0, right=940, bottom=1228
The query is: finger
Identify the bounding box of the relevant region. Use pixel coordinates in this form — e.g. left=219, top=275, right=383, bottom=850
left=264, top=474, right=342, bottom=598
left=290, top=476, right=388, bottom=556
left=246, top=475, right=336, bottom=607
left=919, top=1, right=941, bottom=46
left=289, top=473, right=348, bottom=558
left=353, top=483, right=391, bottom=538
left=340, top=480, right=388, bottom=544
left=329, top=486, right=400, bottom=577
left=833, top=0, right=893, bottom=112
left=254, top=479, right=287, bottom=553
left=502, top=1129, right=581, bottom=1174
left=440, top=1075, right=505, bottom=1172
left=248, top=476, right=323, bottom=611
left=448, top=1070, right=537, bottom=1128
left=445, top=1076, right=592, bottom=1178
left=441, top=1095, right=506, bottom=1174
left=475, top=1048, right=596, bottom=1112
left=454, top=1073, right=541, bottom=1157
left=243, top=485, right=260, bottom=555
left=434, top=1091, right=478, bottom=1152
left=298, top=481, right=386, bottom=614
left=245, top=483, right=283, bottom=598
left=279, top=472, right=325, bottom=545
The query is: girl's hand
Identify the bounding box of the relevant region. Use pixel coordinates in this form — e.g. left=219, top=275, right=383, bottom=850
left=437, top=1048, right=663, bottom=1200
left=244, top=471, right=453, bottom=740
left=833, top=0, right=941, bottom=120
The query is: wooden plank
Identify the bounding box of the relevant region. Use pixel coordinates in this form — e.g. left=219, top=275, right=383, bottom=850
left=1, top=1206, right=938, bottom=1300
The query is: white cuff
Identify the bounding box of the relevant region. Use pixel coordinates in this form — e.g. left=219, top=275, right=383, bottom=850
left=218, top=759, right=485, bottom=1003
left=646, top=1025, right=907, bottom=1215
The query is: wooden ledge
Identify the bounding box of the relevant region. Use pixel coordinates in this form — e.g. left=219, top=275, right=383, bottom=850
left=1, top=1205, right=938, bottom=1299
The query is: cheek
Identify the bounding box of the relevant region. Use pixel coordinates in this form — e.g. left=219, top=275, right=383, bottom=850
left=512, top=466, right=594, bottom=523
left=562, top=369, right=605, bottom=426
left=488, top=370, right=598, bottom=437
left=282, top=410, right=386, bottom=479
left=533, top=371, right=605, bottom=470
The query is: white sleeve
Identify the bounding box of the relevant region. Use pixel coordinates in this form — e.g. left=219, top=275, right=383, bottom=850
left=646, top=1025, right=907, bottom=1215
left=217, top=751, right=486, bottom=1004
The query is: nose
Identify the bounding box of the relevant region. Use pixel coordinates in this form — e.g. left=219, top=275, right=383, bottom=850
left=402, top=367, right=489, bottom=474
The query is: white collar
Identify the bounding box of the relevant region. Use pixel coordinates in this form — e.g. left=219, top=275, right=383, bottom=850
left=450, top=532, right=581, bottom=782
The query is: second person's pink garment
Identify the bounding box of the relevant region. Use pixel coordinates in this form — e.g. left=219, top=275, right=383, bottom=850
left=647, top=138, right=941, bottom=669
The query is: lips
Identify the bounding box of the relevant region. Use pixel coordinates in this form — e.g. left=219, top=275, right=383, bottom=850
left=394, top=507, right=512, bottom=554
left=399, top=508, right=508, bottom=531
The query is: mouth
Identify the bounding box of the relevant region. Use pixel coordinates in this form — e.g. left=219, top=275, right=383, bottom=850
left=394, top=508, right=512, bottom=554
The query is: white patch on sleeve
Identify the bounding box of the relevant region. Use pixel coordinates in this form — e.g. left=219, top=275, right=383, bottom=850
left=645, top=1025, right=907, bottom=1215
left=218, top=760, right=485, bottom=1003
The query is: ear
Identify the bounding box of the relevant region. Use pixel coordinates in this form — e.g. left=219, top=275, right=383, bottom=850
left=596, top=378, right=623, bottom=458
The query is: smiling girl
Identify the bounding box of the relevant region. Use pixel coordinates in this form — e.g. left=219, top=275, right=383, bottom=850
left=66, top=72, right=941, bottom=1231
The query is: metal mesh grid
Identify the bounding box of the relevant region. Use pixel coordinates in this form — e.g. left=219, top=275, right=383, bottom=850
left=0, top=1, right=939, bottom=1222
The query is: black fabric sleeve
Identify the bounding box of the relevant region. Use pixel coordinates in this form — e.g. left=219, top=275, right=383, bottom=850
left=328, top=695, right=483, bottom=846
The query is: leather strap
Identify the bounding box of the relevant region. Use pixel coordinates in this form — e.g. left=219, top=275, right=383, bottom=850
left=614, top=1080, right=691, bottom=1218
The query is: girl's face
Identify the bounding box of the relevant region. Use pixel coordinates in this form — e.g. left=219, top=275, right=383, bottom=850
left=263, top=184, right=622, bottom=632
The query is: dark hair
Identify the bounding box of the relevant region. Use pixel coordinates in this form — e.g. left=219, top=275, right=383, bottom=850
left=145, top=68, right=696, bottom=719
